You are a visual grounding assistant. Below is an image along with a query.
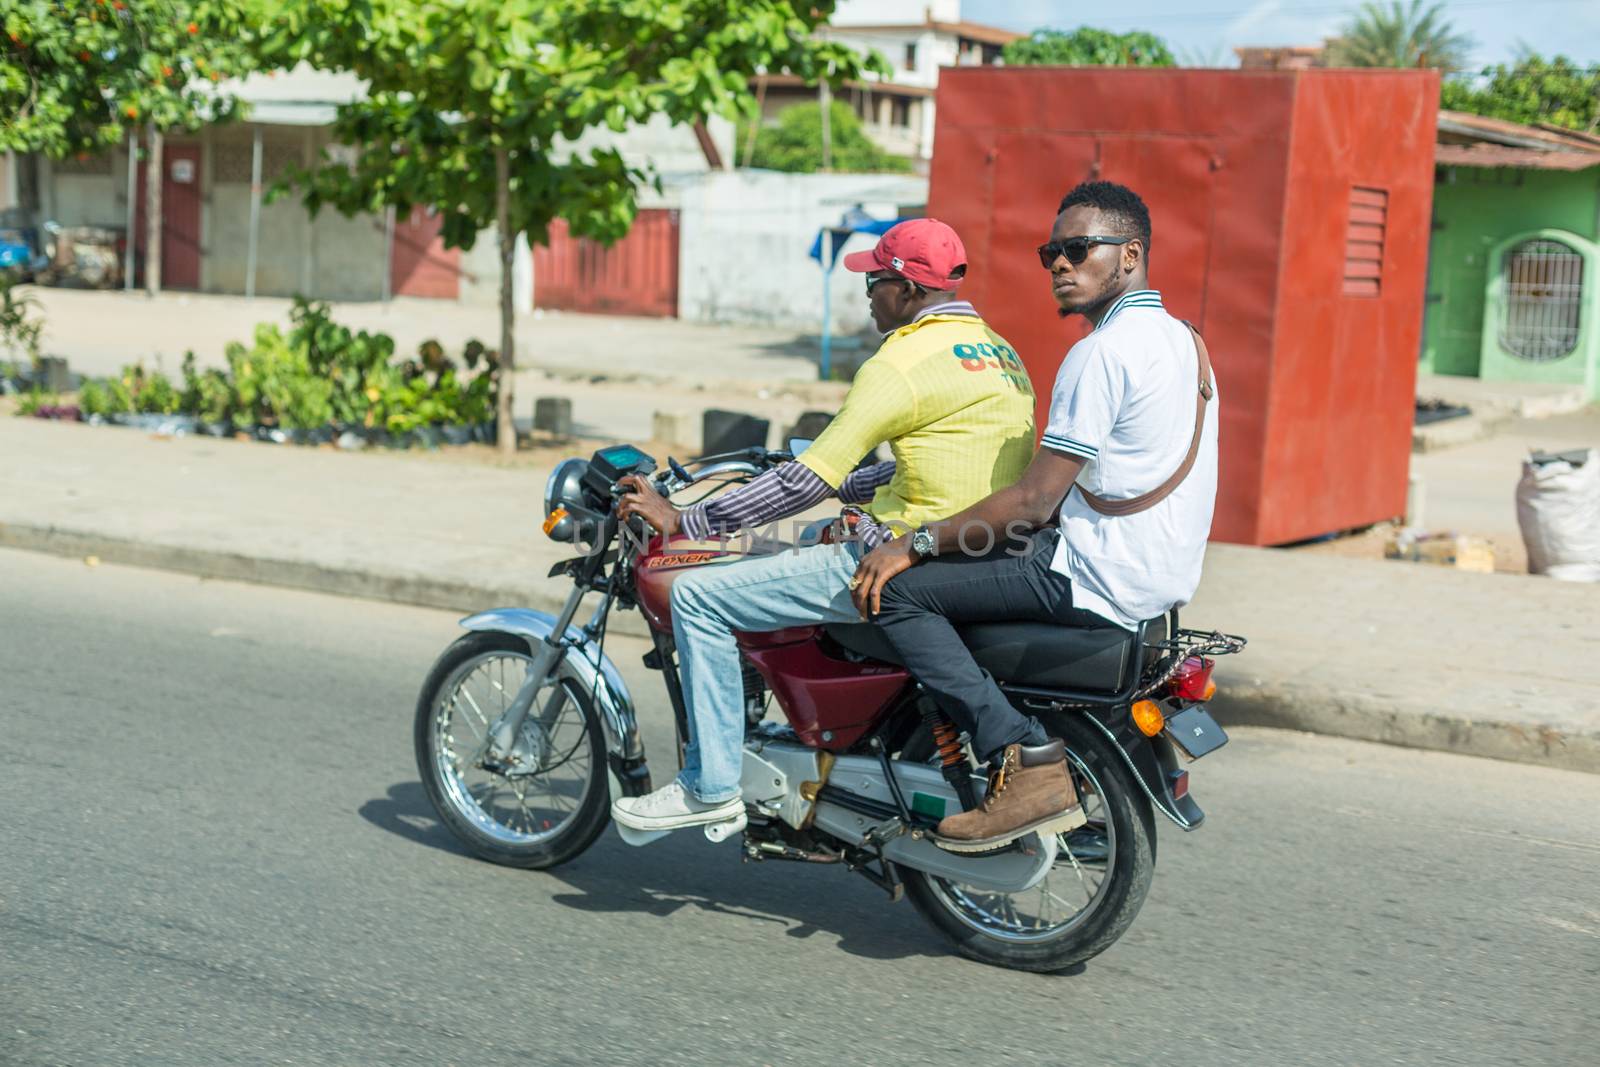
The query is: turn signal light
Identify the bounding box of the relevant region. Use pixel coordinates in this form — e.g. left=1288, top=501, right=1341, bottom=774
left=1168, top=656, right=1216, bottom=702
left=542, top=507, right=569, bottom=537
left=1131, top=699, right=1166, bottom=737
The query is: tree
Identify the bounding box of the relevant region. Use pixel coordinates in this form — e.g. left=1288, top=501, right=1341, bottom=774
left=1441, top=54, right=1600, bottom=132
left=1, top=1, right=251, bottom=293
left=251, top=0, right=876, bottom=455
left=1326, top=0, right=1473, bottom=73
left=1001, top=27, right=1176, bottom=68
left=741, top=101, right=912, bottom=174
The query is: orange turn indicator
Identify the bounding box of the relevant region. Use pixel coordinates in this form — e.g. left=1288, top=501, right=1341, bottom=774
left=542, top=507, right=568, bottom=537
left=1131, top=700, right=1166, bottom=738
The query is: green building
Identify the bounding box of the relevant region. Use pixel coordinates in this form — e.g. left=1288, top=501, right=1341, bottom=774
left=1424, top=112, right=1600, bottom=398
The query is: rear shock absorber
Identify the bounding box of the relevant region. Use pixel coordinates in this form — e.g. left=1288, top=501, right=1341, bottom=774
left=920, top=703, right=978, bottom=812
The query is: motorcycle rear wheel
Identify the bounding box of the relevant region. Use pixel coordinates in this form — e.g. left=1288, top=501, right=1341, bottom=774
left=901, top=711, right=1156, bottom=973
left=414, top=631, right=611, bottom=869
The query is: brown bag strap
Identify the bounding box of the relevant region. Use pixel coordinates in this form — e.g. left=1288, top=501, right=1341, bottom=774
left=1076, top=322, right=1213, bottom=518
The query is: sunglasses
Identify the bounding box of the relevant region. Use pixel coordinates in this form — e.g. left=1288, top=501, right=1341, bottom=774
left=1036, top=235, right=1132, bottom=269
left=865, top=272, right=907, bottom=295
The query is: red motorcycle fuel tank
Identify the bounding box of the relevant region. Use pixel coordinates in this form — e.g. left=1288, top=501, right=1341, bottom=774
left=633, top=533, right=756, bottom=634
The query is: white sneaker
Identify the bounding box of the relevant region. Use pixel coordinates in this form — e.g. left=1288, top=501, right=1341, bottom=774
left=612, top=780, right=743, bottom=832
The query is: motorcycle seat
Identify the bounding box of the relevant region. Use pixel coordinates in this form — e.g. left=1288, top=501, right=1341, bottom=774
left=824, top=615, right=1166, bottom=694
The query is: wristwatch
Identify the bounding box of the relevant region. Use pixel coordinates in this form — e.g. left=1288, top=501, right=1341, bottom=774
left=910, top=526, right=937, bottom=559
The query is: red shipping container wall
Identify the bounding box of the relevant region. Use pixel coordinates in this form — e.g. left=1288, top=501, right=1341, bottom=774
left=533, top=208, right=680, bottom=318
left=390, top=207, right=462, bottom=301
left=926, top=68, right=1438, bottom=546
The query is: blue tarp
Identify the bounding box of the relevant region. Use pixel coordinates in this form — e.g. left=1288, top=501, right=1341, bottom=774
left=808, top=209, right=903, bottom=269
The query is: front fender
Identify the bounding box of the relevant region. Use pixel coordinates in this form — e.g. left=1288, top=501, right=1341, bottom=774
left=460, top=608, right=644, bottom=764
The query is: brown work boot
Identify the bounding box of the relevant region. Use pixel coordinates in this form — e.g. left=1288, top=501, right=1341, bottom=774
left=934, top=739, right=1086, bottom=853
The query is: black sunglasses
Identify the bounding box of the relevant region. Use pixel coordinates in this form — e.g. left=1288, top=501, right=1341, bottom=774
left=1037, top=235, right=1132, bottom=269
left=865, top=272, right=906, bottom=294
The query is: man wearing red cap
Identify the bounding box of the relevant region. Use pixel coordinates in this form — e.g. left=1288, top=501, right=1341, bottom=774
left=610, top=218, right=1037, bottom=834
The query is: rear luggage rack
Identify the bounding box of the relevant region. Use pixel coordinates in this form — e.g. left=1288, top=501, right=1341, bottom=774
left=1137, top=628, right=1248, bottom=699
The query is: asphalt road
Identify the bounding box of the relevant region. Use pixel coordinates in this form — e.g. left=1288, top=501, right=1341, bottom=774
left=2, top=548, right=1597, bottom=1067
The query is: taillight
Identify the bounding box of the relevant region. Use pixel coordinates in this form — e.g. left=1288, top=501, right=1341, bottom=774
left=1167, top=656, right=1217, bottom=702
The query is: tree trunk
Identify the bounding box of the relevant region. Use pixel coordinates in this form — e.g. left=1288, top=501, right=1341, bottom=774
left=144, top=124, right=163, bottom=297
left=494, top=146, right=516, bottom=455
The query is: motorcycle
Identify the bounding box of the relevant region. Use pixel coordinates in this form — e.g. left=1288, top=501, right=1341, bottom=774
left=413, top=440, right=1245, bottom=972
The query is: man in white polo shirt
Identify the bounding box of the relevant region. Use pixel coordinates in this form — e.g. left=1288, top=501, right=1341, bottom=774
left=849, top=180, right=1219, bottom=852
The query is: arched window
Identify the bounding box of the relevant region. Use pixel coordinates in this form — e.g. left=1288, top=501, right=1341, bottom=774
left=1501, top=238, right=1584, bottom=362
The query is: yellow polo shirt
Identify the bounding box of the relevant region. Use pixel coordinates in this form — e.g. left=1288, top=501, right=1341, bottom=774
left=797, top=313, right=1036, bottom=534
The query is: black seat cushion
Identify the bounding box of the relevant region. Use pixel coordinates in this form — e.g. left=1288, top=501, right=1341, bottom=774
left=825, top=615, right=1165, bottom=693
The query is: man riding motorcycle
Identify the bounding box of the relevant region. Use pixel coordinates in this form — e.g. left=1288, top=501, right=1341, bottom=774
left=611, top=218, right=1037, bottom=834
left=850, top=180, right=1220, bottom=853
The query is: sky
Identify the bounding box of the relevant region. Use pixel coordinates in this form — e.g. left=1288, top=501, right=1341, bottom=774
left=963, top=0, right=1600, bottom=68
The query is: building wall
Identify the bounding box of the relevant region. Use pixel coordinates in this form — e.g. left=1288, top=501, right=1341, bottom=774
left=1423, top=166, right=1600, bottom=377
left=39, top=151, right=128, bottom=229
left=676, top=170, right=926, bottom=333
left=833, top=0, right=960, bottom=30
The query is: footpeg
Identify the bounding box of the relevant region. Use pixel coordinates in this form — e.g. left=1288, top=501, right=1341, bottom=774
left=703, top=811, right=748, bottom=843
left=615, top=823, right=670, bottom=847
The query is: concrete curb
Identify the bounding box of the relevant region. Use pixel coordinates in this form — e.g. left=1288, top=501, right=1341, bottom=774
left=1210, top=684, right=1600, bottom=777
left=0, top=521, right=654, bottom=639
left=4, top=520, right=1594, bottom=776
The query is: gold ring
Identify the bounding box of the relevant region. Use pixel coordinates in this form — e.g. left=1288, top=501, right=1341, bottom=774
left=848, top=576, right=862, bottom=590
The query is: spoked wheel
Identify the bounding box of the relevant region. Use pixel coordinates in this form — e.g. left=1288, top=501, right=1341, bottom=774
left=902, top=712, right=1156, bottom=972
left=414, top=631, right=610, bottom=869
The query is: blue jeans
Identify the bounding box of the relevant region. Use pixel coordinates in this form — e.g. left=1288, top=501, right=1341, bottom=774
left=668, top=541, right=862, bottom=802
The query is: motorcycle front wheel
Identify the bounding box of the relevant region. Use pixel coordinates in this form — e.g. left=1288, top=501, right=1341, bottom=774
left=414, top=631, right=611, bottom=869
left=901, top=711, right=1157, bottom=973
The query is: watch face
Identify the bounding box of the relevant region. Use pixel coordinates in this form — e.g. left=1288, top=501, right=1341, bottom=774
left=913, top=528, right=935, bottom=556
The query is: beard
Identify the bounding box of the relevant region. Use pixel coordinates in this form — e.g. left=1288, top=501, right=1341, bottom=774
left=1054, top=275, right=1118, bottom=319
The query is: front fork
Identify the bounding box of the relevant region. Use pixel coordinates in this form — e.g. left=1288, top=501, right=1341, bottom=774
left=482, top=586, right=589, bottom=765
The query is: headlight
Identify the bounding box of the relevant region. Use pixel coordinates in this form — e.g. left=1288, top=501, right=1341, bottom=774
left=542, top=458, right=589, bottom=542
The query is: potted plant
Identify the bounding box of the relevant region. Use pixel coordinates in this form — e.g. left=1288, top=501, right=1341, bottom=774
left=196, top=369, right=233, bottom=436
left=77, top=379, right=113, bottom=424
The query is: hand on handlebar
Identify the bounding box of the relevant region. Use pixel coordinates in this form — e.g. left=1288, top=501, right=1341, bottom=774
left=617, top=473, right=682, bottom=536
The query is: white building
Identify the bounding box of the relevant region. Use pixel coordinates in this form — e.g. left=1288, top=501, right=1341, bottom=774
left=751, top=0, right=1020, bottom=163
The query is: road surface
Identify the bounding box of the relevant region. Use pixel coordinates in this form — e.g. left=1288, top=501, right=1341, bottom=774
left=2, top=548, right=1595, bottom=1066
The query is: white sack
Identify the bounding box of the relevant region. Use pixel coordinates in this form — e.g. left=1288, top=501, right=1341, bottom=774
left=1516, top=448, right=1600, bottom=582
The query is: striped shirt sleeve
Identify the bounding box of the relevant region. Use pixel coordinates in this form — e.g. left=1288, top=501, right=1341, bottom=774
left=838, top=460, right=896, bottom=504
left=679, top=461, right=837, bottom=541
left=1042, top=339, right=1124, bottom=463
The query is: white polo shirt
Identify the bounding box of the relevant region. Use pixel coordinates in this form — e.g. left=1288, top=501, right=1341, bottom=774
left=1041, top=290, right=1219, bottom=630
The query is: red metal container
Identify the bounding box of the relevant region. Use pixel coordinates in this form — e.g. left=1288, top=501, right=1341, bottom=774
left=533, top=208, right=680, bottom=318
left=926, top=68, right=1439, bottom=545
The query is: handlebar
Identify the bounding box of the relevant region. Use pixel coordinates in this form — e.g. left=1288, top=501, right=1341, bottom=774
left=652, top=447, right=793, bottom=496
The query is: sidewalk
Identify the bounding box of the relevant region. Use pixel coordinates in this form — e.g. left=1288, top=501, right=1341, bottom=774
left=3, top=415, right=1597, bottom=774
left=23, top=287, right=833, bottom=385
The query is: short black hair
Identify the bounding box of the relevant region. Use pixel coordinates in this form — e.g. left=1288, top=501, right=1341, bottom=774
left=1057, top=180, right=1151, bottom=251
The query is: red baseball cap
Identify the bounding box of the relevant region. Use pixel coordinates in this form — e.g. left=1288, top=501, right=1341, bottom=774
left=843, top=218, right=967, bottom=290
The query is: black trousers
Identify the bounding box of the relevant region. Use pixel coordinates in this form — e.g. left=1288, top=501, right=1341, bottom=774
left=873, top=528, right=1107, bottom=765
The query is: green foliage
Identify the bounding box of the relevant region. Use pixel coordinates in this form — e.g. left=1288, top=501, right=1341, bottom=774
left=1442, top=55, right=1600, bottom=132
left=1326, top=0, right=1473, bottom=73
left=740, top=101, right=913, bottom=174
left=1, top=0, right=253, bottom=157
left=76, top=378, right=113, bottom=418
left=0, top=272, right=44, bottom=366
left=251, top=0, right=881, bottom=251
left=16, top=387, right=53, bottom=416
left=1001, top=27, right=1176, bottom=67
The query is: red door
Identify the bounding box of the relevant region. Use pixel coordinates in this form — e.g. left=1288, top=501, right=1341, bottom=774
left=390, top=207, right=461, bottom=299
left=134, top=143, right=202, bottom=290
left=533, top=208, right=679, bottom=317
